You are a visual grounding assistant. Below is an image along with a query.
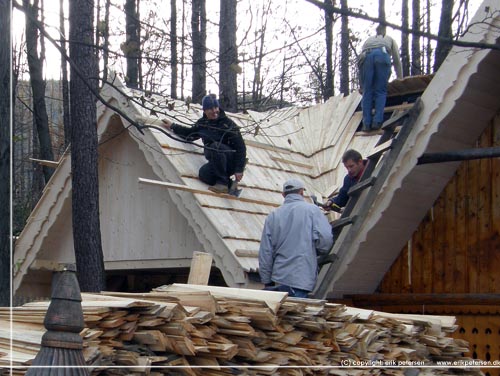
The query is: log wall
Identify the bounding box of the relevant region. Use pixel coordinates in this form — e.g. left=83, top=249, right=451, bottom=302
left=379, top=115, right=500, bottom=295
left=368, top=115, right=500, bottom=376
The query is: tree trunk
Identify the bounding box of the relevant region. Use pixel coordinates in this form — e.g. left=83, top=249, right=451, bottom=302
left=411, top=0, right=422, bottom=75
left=181, top=0, right=186, bottom=99
left=323, top=0, right=334, bottom=99
left=170, top=0, right=178, bottom=99
left=101, top=0, right=111, bottom=85
left=191, top=0, right=207, bottom=104
left=69, top=0, right=105, bottom=292
left=24, top=0, right=54, bottom=183
left=219, top=0, right=238, bottom=112
left=60, top=0, right=70, bottom=150
left=0, top=0, right=11, bottom=307
left=124, top=0, right=140, bottom=88
left=339, top=0, right=349, bottom=96
left=378, top=0, right=386, bottom=22
left=425, top=0, right=432, bottom=73
left=434, top=0, right=453, bottom=71
left=401, top=0, right=410, bottom=77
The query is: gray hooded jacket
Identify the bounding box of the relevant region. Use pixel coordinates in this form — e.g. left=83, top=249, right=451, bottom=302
left=258, top=194, right=334, bottom=291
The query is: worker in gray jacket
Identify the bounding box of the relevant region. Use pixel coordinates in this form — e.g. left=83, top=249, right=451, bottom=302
left=258, top=178, right=334, bottom=298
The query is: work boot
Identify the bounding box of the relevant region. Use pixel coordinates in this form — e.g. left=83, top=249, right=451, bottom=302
left=228, top=179, right=242, bottom=197
left=208, top=183, right=229, bottom=194
left=229, top=179, right=238, bottom=192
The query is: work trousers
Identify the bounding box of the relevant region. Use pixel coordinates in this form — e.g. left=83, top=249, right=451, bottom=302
left=199, top=142, right=236, bottom=186
left=361, top=48, right=391, bottom=128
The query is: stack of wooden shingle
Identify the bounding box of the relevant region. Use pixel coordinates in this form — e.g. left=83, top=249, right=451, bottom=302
left=0, top=284, right=481, bottom=375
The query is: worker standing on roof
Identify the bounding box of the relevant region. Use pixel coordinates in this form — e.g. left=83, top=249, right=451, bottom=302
left=162, top=94, right=246, bottom=194
left=325, top=149, right=367, bottom=212
left=259, top=178, right=334, bottom=298
left=358, top=24, right=403, bottom=132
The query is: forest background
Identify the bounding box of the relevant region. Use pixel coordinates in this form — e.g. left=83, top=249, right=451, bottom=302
left=0, top=0, right=488, bottom=303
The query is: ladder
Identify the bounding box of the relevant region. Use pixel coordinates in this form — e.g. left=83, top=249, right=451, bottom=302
left=312, top=99, right=422, bottom=299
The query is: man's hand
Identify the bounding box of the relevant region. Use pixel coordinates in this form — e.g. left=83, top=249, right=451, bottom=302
left=162, top=119, right=172, bottom=130
left=325, top=199, right=343, bottom=213
left=234, top=172, right=244, bottom=182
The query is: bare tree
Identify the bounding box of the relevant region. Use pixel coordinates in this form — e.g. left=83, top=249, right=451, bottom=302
left=192, top=0, right=207, bottom=103
left=124, top=0, right=141, bottom=88
left=339, top=0, right=349, bottom=96
left=170, top=0, right=178, bottom=99
left=434, top=0, right=453, bottom=71
left=0, top=0, right=11, bottom=307
left=322, top=0, right=334, bottom=99
left=401, top=0, right=410, bottom=76
left=100, top=0, right=111, bottom=85
left=411, top=0, right=422, bottom=75
left=378, top=0, right=386, bottom=22
left=219, top=0, right=238, bottom=111
left=24, top=0, right=54, bottom=183
left=69, top=0, right=105, bottom=292
left=60, top=0, right=70, bottom=150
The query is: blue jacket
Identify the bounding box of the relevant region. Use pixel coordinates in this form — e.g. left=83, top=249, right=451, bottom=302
left=170, top=109, right=247, bottom=173
left=259, top=194, right=334, bottom=291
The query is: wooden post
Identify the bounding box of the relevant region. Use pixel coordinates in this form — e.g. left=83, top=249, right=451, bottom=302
left=187, top=252, right=213, bottom=285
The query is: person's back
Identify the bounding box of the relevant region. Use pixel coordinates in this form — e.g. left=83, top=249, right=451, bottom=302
left=259, top=179, right=334, bottom=296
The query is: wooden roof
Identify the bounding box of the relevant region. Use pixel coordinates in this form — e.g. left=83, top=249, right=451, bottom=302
left=97, top=79, right=382, bottom=283
left=323, top=0, right=500, bottom=298
left=13, top=73, right=385, bottom=293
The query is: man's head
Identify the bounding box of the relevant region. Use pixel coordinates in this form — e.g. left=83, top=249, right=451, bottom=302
left=376, top=24, right=386, bottom=36
left=282, top=178, right=305, bottom=196
left=202, top=94, right=220, bottom=120
left=342, top=149, right=364, bottom=179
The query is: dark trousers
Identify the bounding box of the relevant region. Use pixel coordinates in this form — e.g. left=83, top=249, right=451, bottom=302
left=199, top=142, right=236, bottom=186
left=263, top=284, right=309, bottom=298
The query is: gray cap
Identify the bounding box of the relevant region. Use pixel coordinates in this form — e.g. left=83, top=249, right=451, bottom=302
left=283, top=178, right=306, bottom=193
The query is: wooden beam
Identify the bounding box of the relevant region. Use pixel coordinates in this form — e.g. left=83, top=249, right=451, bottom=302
left=368, top=140, right=393, bottom=160
left=187, top=252, right=213, bottom=285
left=138, top=178, right=280, bottom=207
left=234, top=249, right=259, bottom=258
left=245, top=139, right=292, bottom=154
left=29, top=158, right=59, bottom=168
left=29, top=260, right=70, bottom=272
left=270, top=156, right=313, bottom=169
left=353, top=103, right=413, bottom=117
left=417, top=146, right=500, bottom=165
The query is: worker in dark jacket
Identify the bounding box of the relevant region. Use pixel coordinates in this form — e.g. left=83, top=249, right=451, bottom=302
left=162, top=94, right=247, bottom=194
left=326, top=149, right=367, bottom=211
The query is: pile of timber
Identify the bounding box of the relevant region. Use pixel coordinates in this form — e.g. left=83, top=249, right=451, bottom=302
left=0, top=284, right=481, bottom=375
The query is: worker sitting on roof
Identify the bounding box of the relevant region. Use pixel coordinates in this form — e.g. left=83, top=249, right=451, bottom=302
left=259, top=178, right=334, bottom=298
left=325, top=149, right=367, bottom=212
left=162, top=94, right=247, bottom=194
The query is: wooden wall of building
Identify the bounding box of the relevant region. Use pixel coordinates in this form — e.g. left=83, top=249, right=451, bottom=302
left=358, top=115, right=500, bottom=375
left=378, top=115, right=500, bottom=295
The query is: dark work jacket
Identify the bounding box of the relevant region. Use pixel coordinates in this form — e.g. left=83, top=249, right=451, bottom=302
left=331, top=160, right=368, bottom=208
left=170, top=109, right=247, bottom=173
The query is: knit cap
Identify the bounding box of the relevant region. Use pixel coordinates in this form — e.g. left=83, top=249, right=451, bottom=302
left=202, top=94, right=219, bottom=110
